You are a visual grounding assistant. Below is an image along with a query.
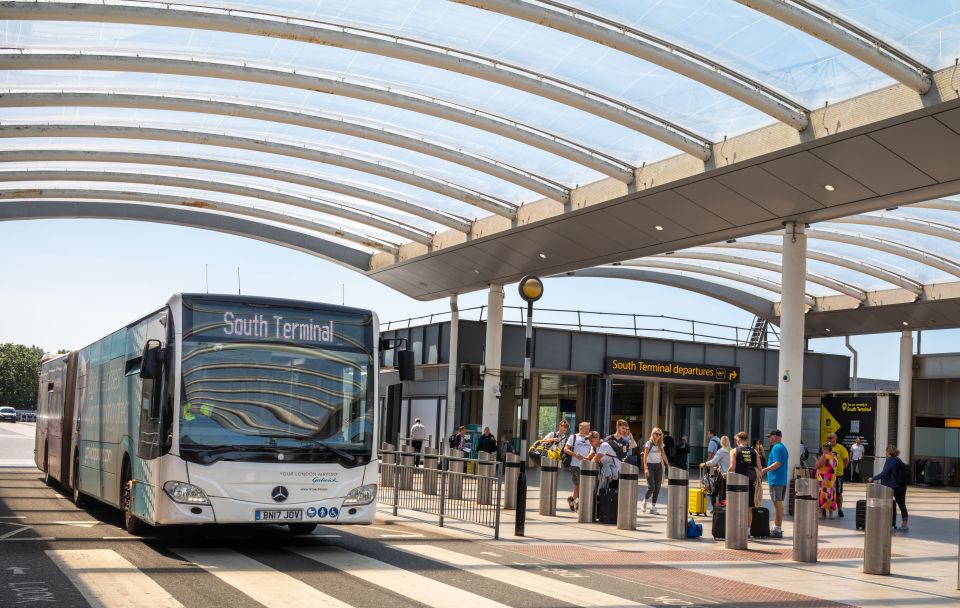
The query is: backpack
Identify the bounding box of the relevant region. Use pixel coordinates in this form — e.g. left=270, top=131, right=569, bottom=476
left=895, top=459, right=911, bottom=486
left=448, top=434, right=459, bottom=449
left=604, top=435, right=627, bottom=460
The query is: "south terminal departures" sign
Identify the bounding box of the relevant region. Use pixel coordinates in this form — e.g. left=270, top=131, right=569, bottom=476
left=605, top=357, right=740, bottom=384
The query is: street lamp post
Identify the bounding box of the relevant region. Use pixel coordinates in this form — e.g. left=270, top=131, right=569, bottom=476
left=515, top=275, right=543, bottom=537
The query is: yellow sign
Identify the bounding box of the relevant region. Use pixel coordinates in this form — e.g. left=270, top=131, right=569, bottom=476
left=605, top=357, right=740, bottom=384
left=819, top=405, right=838, bottom=447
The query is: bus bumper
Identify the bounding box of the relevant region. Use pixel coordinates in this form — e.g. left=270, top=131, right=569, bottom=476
left=154, top=493, right=376, bottom=525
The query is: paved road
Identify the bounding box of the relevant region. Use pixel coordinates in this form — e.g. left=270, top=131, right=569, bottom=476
left=0, top=421, right=36, bottom=467
left=0, top=433, right=720, bottom=608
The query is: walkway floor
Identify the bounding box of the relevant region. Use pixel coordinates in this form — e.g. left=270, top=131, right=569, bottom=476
left=378, top=473, right=960, bottom=608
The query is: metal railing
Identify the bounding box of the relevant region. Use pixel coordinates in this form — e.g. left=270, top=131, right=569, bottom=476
left=378, top=444, right=502, bottom=539
left=381, top=306, right=779, bottom=348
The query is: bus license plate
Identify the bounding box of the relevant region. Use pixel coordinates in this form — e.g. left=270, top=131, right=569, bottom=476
left=255, top=509, right=303, bottom=522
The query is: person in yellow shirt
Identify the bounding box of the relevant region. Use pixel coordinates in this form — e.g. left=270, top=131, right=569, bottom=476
left=828, top=433, right=849, bottom=518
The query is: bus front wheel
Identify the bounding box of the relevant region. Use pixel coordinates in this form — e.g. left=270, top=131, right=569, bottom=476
left=72, top=453, right=87, bottom=508
left=288, top=523, right=317, bottom=535
left=121, top=474, right=148, bottom=536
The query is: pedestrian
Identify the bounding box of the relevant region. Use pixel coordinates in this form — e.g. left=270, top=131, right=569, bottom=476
left=478, top=426, right=497, bottom=456
left=752, top=437, right=767, bottom=508
left=676, top=435, right=689, bottom=470
left=827, top=433, right=849, bottom=517
left=760, top=429, right=788, bottom=538
left=728, top=432, right=762, bottom=529
left=562, top=421, right=592, bottom=512
left=542, top=420, right=570, bottom=447
left=707, top=429, right=720, bottom=461
left=850, top=437, right=865, bottom=482
left=606, top=419, right=637, bottom=464
left=589, top=430, right=621, bottom=490
left=799, top=440, right=809, bottom=468
left=700, top=435, right=731, bottom=471
left=449, top=425, right=468, bottom=453
left=498, top=432, right=515, bottom=461
left=410, top=418, right=427, bottom=466
left=663, top=430, right=675, bottom=461
left=816, top=442, right=838, bottom=518
left=700, top=435, right=730, bottom=510
left=868, top=445, right=910, bottom=532
left=642, top=427, right=670, bottom=514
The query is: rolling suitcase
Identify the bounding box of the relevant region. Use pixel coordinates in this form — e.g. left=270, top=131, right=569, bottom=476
left=689, top=487, right=707, bottom=516
left=788, top=478, right=796, bottom=516
left=855, top=499, right=867, bottom=530
left=750, top=507, right=770, bottom=538
left=712, top=506, right=726, bottom=539
left=596, top=487, right=618, bottom=524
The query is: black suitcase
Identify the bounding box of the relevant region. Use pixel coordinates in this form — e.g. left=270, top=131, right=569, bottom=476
left=750, top=507, right=770, bottom=538
left=788, top=478, right=796, bottom=516
left=596, top=487, right=618, bottom=524
left=856, top=498, right=867, bottom=530
left=712, top=506, right=726, bottom=539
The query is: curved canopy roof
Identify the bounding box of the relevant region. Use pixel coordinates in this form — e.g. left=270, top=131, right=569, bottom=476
left=5, top=0, right=960, bottom=333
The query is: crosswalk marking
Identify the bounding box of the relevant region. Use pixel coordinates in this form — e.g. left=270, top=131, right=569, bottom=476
left=47, top=549, right=184, bottom=608
left=395, top=545, right=651, bottom=608
left=172, top=548, right=352, bottom=608
left=290, top=546, right=512, bottom=608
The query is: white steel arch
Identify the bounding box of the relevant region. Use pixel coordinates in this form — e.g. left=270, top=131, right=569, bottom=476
left=707, top=240, right=924, bottom=295
left=827, top=214, right=960, bottom=245
left=0, top=90, right=570, bottom=202
left=0, top=170, right=434, bottom=245
left=735, top=0, right=932, bottom=93
left=0, top=123, right=518, bottom=219
left=805, top=228, right=960, bottom=278
left=1, top=0, right=714, bottom=159
left=0, top=51, right=635, bottom=183
left=0, top=189, right=399, bottom=254
left=454, top=0, right=810, bottom=129
left=0, top=149, right=472, bottom=232
left=658, top=251, right=866, bottom=301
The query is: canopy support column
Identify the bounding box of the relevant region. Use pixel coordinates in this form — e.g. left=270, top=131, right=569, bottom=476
left=482, top=285, right=504, bottom=435
left=445, top=295, right=460, bottom=439
left=777, top=221, right=806, bottom=474
left=898, top=330, right=913, bottom=464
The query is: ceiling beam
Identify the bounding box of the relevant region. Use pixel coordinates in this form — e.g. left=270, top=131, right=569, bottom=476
left=1, top=1, right=713, bottom=159
left=454, top=0, right=809, bottom=129
left=735, top=0, right=931, bottom=94
left=0, top=123, right=518, bottom=219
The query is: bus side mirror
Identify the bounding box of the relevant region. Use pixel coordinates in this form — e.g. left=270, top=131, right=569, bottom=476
left=398, top=350, right=416, bottom=382
left=140, top=340, right=163, bottom=380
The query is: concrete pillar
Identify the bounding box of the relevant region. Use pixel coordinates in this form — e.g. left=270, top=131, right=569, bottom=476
left=874, top=393, right=890, bottom=476
left=664, top=384, right=676, bottom=435
left=643, top=381, right=660, bottom=440
left=445, top=295, right=459, bottom=438
left=898, top=330, right=913, bottom=464
left=777, top=221, right=806, bottom=474
left=481, top=284, right=504, bottom=434
left=702, top=385, right=712, bottom=447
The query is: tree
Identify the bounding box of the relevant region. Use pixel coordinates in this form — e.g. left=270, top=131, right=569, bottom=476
left=0, top=343, right=46, bottom=408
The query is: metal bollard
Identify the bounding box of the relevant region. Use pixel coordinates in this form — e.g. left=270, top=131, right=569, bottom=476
left=477, top=451, right=495, bottom=505
left=399, top=444, right=415, bottom=490
left=503, top=452, right=520, bottom=510
left=381, top=442, right=395, bottom=488
left=793, top=478, right=818, bottom=562
left=725, top=472, right=749, bottom=550
left=863, top=483, right=894, bottom=575
left=447, top=448, right=464, bottom=500
left=578, top=461, right=598, bottom=523
left=617, top=462, right=639, bottom=530
left=539, top=456, right=559, bottom=516
left=422, top=447, right=439, bottom=496
left=666, top=466, right=689, bottom=540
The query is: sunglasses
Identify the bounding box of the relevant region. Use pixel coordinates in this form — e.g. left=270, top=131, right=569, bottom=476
left=654, top=432, right=662, bottom=436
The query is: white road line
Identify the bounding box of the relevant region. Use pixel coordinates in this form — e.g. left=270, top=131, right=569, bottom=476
left=0, top=536, right=55, bottom=541
left=0, top=515, right=26, bottom=519
left=47, top=549, right=184, bottom=608
left=291, top=546, right=512, bottom=608
left=395, top=545, right=651, bottom=608
left=367, top=525, right=419, bottom=535
left=172, top=548, right=352, bottom=608
left=378, top=533, right=425, bottom=538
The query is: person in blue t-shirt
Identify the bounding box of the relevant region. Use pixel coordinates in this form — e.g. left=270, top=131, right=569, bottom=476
left=761, top=429, right=789, bottom=538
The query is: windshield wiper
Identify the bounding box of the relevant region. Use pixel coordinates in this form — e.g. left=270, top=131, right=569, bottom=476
left=180, top=443, right=272, bottom=464
left=265, top=434, right=357, bottom=463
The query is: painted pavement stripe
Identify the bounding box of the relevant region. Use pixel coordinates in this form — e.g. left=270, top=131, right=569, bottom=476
left=172, top=547, right=352, bottom=608
left=290, top=546, right=512, bottom=608
left=395, top=544, right=651, bottom=608
left=46, top=549, right=184, bottom=608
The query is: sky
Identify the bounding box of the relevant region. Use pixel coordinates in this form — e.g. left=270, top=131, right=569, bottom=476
left=3, top=217, right=957, bottom=382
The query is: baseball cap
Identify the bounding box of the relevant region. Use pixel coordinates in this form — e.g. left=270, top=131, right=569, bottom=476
left=767, top=429, right=782, bottom=437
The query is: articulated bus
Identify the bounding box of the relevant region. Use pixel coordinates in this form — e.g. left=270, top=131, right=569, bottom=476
left=35, top=294, right=381, bottom=534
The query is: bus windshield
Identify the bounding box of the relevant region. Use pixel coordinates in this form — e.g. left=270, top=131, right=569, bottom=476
left=178, top=297, right=374, bottom=465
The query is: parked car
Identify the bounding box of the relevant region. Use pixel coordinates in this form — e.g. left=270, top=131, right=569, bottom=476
left=0, top=406, right=17, bottom=423
left=17, top=411, right=36, bottom=422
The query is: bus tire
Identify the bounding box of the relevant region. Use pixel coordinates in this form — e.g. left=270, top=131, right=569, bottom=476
left=72, top=452, right=88, bottom=508
left=42, top=444, right=54, bottom=486
left=288, top=523, right=317, bottom=535
left=121, top=467, right=148, bottom=536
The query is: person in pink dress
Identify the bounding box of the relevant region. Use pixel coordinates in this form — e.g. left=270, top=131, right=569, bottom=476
left=816, top=442, right=838, bottom=518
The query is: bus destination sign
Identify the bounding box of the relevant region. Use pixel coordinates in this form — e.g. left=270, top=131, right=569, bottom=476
left=605, top=357, right=739, bottom=384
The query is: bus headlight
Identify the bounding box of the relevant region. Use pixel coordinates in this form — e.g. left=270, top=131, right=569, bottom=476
left=163, top=481, right=211, bottom=505
left=342, top=484, right=377, bottom=506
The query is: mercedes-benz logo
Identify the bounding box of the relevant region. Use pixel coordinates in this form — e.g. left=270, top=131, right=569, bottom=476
left=271, top=486, right=289, bottom=503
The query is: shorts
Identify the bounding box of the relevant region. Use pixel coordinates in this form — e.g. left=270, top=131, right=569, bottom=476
left=835, top=476, right=843, bottom=495
left=770, top=485, right=786, bottom=502
left=570, top=466, right=581, bottom=486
